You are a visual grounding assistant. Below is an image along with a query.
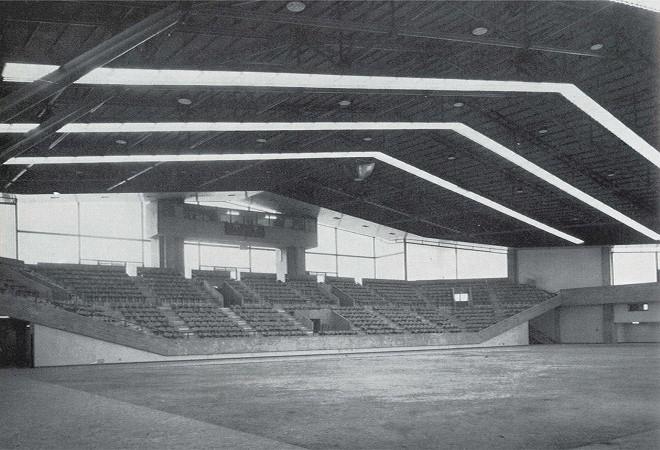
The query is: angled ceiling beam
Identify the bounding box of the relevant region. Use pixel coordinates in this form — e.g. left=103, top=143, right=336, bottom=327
left=0, top=3, right=182, bottom=123
left=192, top=5, right=604, bottom=58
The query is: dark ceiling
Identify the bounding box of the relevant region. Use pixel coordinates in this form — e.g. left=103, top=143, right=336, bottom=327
left=0, top=1, right=658, bottom=247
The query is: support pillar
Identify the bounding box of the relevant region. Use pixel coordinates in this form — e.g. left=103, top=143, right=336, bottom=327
left=277, top=246, right=307, bottom=281
left=158, top=235, right=185, bottom=275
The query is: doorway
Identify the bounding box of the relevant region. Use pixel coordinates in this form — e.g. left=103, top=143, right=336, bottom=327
left=311, top=318, right=321, bottom=334
left=0, top=317, right=33, bottom=368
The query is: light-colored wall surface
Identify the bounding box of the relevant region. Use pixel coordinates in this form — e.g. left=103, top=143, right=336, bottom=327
left=480, top=321, right=528, bottom=346
left=34, top=325, right=162, bottom=366
left=517, top=247, right=607, bottom=292
left=559, top=305, right=604, bottom=343
left=33, top=322, right=530, bottom=367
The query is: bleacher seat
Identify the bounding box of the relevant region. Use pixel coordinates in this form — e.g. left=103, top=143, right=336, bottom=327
left=231, top=304, right=309, bottom=336
left=333, top=306, right=401, bottom=334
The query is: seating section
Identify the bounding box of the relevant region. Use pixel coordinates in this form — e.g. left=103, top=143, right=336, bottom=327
left=415, top=282, right=455, bottom=306
left=491, top=280, right=553, bottom=305
left=333, top=306, right=400, bottom=334
left=372, top=305, right=438, bottom=333
left=286, top=279, right=338, bottom=305
left=192, top=270, right=232, bottom=289
left=117, top=305, right=183, bottom=338
left=364, top=279, right=427, bottom=307
left=326, top=278, right=385, bottom=305
left=414, top=306, right=463, bottom=333
left=225, top=279, right=262, bottom=303
left=138, top=268, right=214, bottom=305
left=241, top=273, right=310, bottom=306
left=34, top=264, right=144, bottom=303
left=450, top=305, right=498, bottom=332
left=232, top=304, right=309, bottom=336
left=172, top=304, right=248, bottom=338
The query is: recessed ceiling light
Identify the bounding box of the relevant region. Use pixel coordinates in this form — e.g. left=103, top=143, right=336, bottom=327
left=51, top=191, right=60, bottom=197
left=472, top=27, right=488, bottom=36
left=453, top=101, right=464, bottom=108
left=177, top=98, right=192, bottom=105
left=607, top=171, right=616, bottom=177
left=590, top=43, right=603, bottom=51
left=538, top=128, right=548, bottom=134
left=286, top=1, right=306, bottom=13
left=338, top=99, right=351, bottom=107
left=256, top=138, right=267, bottom=143
left=447, top=154, right=457, bottom=160
left=515, top=187, right=525, bottom=194
left=363, top=137, right=372, bottom=142
left=115, top=139, right=127, bottom=145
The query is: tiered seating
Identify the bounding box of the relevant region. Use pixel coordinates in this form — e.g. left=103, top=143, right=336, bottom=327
left=490, top=280, right=553, bottom=305
left=363, top=279, right=427, bottom=307
left=138, top=267, right=212, bottom=305
left=450, top=305, right=498, bottom=332
left=172, top=304, right=248, bottom=338
left=231, top=304, right=308, bottom=336
left=371, top=305, right=438, bottom=333
left=241, top=273, right=311, bottom=306
left=192, top=269, right=232, bottom=289
left=326, top=278, right=385, bottom=306
left=225, top=279, right=262, bottom=303
left=415, top=282, right=454, bottom=306
left=319, top=329, right=359, bottom=336
left=285, top=278, right=338, bottom=306
left=414, top=306, right=463, bottom=333
left=117, top=305, right=182, bottom=338
left=333, top=306, right=400, bottom=334
left=34, top=264, right=144, bottom=303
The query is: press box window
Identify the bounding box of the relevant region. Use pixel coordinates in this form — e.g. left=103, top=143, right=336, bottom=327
left=453, top=290, right=470, bottom=303
left=628, top=303, right=649, bottom=312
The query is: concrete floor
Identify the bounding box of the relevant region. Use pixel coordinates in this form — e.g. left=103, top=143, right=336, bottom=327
left=1, top=344, right=659, bottom=449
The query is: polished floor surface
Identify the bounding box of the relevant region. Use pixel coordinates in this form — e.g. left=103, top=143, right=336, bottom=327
left=1, top=344, right=659, bottom=449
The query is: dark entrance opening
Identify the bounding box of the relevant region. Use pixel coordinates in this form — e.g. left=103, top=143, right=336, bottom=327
left=0, top=317, right=33, bottom=367
left=311, top=318, right=321, bottom=334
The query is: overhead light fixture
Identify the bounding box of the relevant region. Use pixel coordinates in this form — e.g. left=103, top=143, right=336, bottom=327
left=338, top=99, right=352, bottom=107
left=447, top=154, right=457, bottom=160
left=590, top=43, right=604, bottom=51
left=3, top=150, right=583, bottom=244
left=2, top=62, right=657, bottom=168
left=363, top=137, right=373, bottom=142
left=177, top=97, right=192, bottom=105
left=51, top=191, right=61, bottom=197
left=354, top=162, right=376, bottom=181
left=115, top=139, right=127, bottom=145
left=256, top=138, right=268, bottom=143
left=265, top=214, right=278, bottom=220
left=227, top=210, right=240, bottom=216
left=286, top=1, right=306, bottom=13
left=538, top=128, right=548, bottom=134
left=1, top=120, right=657, bottom=241
left=632, top=321, right=640, bottom=325
left=606, top=171, right=616, bottom=177
left=472, top=27, right=488, bottom=36
left=0, top=123, right=39, bottom=133
left=453, top=101, right=465, bottom=108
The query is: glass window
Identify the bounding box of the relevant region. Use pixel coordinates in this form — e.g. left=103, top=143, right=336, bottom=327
left=456, top=250, right=508, bottom=279
left=305, top=253, right=337, bottom=275
left=406, top=244, right=456, bottom=280
left=250, top=248, right=277, bottom=273
left=308, top=225, right=336, bottom=254
left=0, top=201, right=17, bottom=258
left=199, top=243, right=250, bottom=270
left=336, top=229, right=373, bottom=257
left=80, top=237, right=142, bottom=263
left=18, top=233, right=78, bottom=264
left=375, top=253, right=405, bottom=280
left=337, top=256, right=375, bottom=283
left=79, top=201, right=142, bottom=239
left=18, top=199, right=78, bottom=234
left=612, top=252, right=657, bottom=285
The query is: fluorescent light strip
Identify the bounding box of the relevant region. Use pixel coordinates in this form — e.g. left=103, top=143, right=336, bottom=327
left=2, top=120, right=655, bottom=240
left=2, top=63, right=659, bottom=167
left=0, top=123, right=39, bottom=133
left=4, top=151, right=583, bottom=244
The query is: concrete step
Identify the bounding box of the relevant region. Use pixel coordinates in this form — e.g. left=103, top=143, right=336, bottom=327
left=220, top=307, right=257, bottom=333
left=274, top=308, right=313, bottom=335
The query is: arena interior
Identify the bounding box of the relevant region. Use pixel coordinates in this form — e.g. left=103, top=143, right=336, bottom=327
left=0, top=1, right=659, bottom=449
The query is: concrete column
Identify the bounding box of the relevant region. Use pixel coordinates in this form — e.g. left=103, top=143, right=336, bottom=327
left=277, top=246, right=307, bottom=280
left=159, top=235, right=185, bottom=275
left=507, top=248, right=518, bottom=283
left=601, top=246, right=612, bottom=286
